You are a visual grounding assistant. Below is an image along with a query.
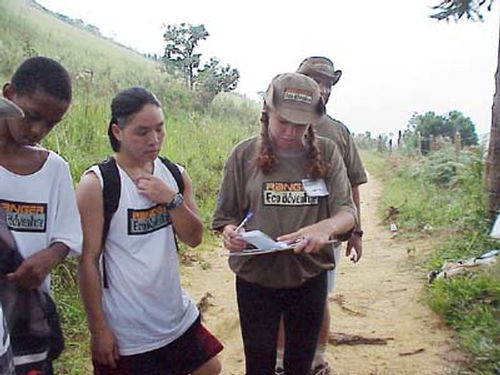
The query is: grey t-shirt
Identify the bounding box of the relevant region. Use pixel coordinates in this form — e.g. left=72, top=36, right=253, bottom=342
left=212, top=136, right=356, bottom=288
left=315, top=115, right=367, bottom=187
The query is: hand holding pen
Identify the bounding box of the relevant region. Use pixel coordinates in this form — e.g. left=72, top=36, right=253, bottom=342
left=235, top=212, right=253, bottom=232
left=222, top=212, right=253, bottom=252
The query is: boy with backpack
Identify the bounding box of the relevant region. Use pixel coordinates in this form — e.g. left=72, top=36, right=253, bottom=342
left=0, top=57, right=82, bottom=374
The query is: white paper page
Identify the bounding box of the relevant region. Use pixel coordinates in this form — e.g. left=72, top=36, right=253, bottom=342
left=240, top=230, right=289, bottom=250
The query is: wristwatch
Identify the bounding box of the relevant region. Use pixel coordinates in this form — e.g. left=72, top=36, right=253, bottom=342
left=352, top=230, right=364, bottom=238
left=166, top=193, right=184, bottom=210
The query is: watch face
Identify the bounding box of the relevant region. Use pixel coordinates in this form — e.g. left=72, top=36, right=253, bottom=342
left=167, top=193, right=184, bottom=209
left=352, top=230, right=363, bottom=238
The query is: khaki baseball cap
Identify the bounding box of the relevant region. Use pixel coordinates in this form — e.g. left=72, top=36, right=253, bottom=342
left=264, top=72, right=325, bottom=125
left=0, top=98, right=24, bottom=119
left=297, top=56, right=342, bottom=86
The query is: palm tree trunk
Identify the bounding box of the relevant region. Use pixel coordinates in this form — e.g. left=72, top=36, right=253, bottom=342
left=485, top=11, right=500, bottom=222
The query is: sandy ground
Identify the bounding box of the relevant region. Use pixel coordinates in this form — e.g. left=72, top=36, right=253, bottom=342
left=181, top=175, right=463, bottom=375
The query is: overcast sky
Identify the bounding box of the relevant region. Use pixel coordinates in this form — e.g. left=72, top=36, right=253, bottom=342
left=37, top=0, right=499, bottom=136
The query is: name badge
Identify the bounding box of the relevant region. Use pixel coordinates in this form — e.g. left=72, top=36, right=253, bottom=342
left=301, top=179, right=329, bottom=197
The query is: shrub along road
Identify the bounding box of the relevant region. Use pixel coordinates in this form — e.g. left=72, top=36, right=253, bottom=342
left=181, top=175, right=464, bottom=374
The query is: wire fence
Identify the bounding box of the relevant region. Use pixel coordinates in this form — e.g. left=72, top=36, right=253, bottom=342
left=355, top=130, right=486, bottom=159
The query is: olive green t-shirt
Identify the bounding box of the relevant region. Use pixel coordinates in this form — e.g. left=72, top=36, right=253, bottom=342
left=212, top=136, right=357, bottom=288
left=315, top=115, right=367, bottom=187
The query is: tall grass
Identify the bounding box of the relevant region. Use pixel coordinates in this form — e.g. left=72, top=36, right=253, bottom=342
left=366, top=148, right=500, bottom=374
left=0, top=0, right=259, bottom=373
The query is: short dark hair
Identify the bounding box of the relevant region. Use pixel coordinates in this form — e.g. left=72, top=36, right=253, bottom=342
left=108, top=86, right=161, bottom=152
left=11, top=56, right=72, bottom=102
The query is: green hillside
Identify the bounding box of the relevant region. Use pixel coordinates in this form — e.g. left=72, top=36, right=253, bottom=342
left=0, top=0, right=160, bottom=86
left=0, top=0, right=258, bottom=373
left=0, top=0, right=259, bottom=217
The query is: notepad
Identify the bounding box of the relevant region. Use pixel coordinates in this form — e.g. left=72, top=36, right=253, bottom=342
left=228, top=230, right=295, bottom=256
left=228, top=230, right=294, bottom=257
left=240, top=230, right=289, bottom=250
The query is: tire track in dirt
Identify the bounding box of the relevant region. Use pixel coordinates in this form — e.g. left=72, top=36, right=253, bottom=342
left=181, top=175, right=461, bottom=375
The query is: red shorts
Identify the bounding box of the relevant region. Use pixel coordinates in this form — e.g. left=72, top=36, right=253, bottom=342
left=93, top=317, right=223, bottom=375
left=15, top=359, right=52, bottom=375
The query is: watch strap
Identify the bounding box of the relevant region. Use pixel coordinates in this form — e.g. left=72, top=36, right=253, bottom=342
left=166, top=193, right=184, bottom=209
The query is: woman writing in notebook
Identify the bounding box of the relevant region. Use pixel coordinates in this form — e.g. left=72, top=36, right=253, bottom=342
left=212, top=72, right=357, bottom=375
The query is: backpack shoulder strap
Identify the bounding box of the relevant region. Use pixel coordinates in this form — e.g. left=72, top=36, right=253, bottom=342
left=159, top=156, right=184, bottom=194
left=97, top=157, right=120, bottom=288
left=98, top=157, right=121, bottom=243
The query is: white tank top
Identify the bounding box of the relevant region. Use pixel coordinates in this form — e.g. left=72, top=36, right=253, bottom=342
left=88, top=158, right=198, bottom=356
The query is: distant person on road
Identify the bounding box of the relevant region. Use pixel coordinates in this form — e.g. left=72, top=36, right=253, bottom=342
left=0, top=56, right=82, bottom=375
left=77, top=86, right=223, bottom=375
left=212, top=72, right=357, bottom=375
left=275, top=56, right=368, bottom=375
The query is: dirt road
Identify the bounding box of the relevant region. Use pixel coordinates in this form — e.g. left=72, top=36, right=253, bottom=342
left=181, top=176, right=460, bottom=375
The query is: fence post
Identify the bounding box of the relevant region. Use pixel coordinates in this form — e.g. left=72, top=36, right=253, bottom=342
left=455, top=131, right=461, bottom=161
left=417, top=131, right=422, bottom=156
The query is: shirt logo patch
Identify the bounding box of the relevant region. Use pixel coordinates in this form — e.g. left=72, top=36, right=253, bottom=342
left=263, top=182, right=318, bottom=206
left=283, top=88, right=313, bottom=104
left=0, top=200, right=47, bottom=233
left=127, top=204, right=171, bottom=235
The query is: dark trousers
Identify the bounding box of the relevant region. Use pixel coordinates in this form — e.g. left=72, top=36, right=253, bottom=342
left=236, top=272, right=327, bottom=375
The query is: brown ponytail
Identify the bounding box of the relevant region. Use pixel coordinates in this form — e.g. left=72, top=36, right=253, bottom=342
left=256, top=106, right=278, bottom=174
left=304, top=125, right=330, bottom=179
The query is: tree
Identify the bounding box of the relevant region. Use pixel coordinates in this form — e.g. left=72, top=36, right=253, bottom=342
left=431, top=0, right=494, bottom=21
left=195, top=57, right=240, bottom=104
left=162, top=23, right=240, bottom=105
left=407, top=110, right=478, bottom=149
left=446, top=110, right=479, bottom=145
left=163, top=23, right=209, bottom=89
left=431, top=0, right=499, bottom=221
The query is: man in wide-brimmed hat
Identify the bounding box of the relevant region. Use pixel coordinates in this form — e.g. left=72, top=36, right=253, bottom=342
left=299, top=56, right=367, bottom=375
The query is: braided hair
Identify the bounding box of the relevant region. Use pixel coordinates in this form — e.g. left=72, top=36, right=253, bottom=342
left=256, top=108, right=278, bottom=174
left=304, top=123, right=329, bottom=179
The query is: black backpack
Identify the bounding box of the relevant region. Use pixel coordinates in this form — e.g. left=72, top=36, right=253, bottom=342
left=97, top=156, right=184, bottom=288
left=0, top=207, right=65, bottom=362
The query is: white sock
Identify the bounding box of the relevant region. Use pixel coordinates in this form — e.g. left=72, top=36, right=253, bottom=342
left=276, top=348, right=284, bottom=369
left=312, top=345, right=327, bottom=369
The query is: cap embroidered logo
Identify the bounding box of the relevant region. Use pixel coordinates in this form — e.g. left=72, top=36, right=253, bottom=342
left=283, top=88, right=313, bottom=104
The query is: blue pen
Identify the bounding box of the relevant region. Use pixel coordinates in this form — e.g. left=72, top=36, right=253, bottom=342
left=235, top=212, right=253, bottom=232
